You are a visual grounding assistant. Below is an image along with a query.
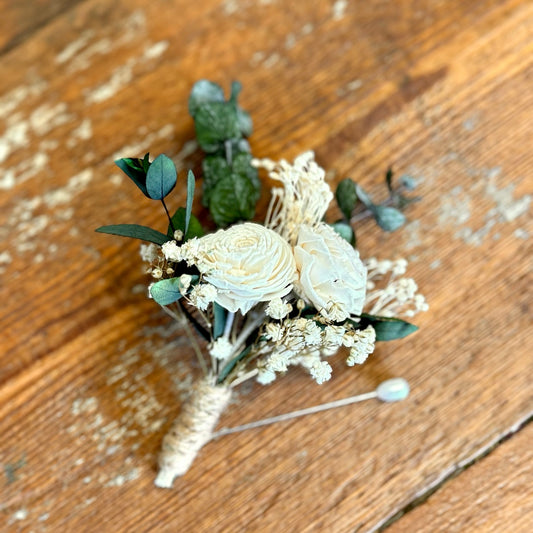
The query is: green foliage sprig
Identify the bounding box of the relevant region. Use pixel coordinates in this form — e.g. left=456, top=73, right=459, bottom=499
left=96, top=150, right=201, bottom=247
left=189, top=80, right=260, bottom=227
left=334, top=168, right=420, bottom=242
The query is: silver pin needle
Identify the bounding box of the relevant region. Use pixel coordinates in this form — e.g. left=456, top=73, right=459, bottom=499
left=212, top=378, right=409, bottom=439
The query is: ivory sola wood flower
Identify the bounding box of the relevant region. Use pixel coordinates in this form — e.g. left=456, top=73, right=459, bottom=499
left=187, top=222, right=297, bottom=314
left=294, top=223, right=367, bottom=321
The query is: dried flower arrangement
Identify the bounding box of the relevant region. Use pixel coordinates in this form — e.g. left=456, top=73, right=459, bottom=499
left=97, top=80, right=427, bottom=488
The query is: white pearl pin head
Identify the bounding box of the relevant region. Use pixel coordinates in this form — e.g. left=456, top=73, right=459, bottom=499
left=376, top=378, right=410, bottom=402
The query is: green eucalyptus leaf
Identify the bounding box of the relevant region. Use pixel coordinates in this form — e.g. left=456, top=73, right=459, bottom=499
left=355, top=184, right=375, bottom=209
left=236, top=108, right=253, bottom=137
left=208, top=172, right=256, bottom=226
left=115, top=158, right=149, bottom=197
left=336, top=178, right=358, bottom=219
left=202, top=155, right=232, bottom=206
left=372, top=205, right=406, bottom=232
left=146, top=154, right=177, bottom=200
left=395, top=194, right=422, bottom=210
left=95, top=224, right=169, bottom=245
left=185, top=170, right=195, bottom=236
left=357, top=314, right=418, bottom=341
left=232, top=152, right=261, bottom=198
left=385, top=167, right=394, bottom=193
left=229, top=80, right=242, bottom=103
left=331, top=221, right=356, bottom=246
left=213, top=302, right=227, bottom=340
left=228, top=81, right=252, bottom=136
left=189, top=80, right=225, bottom=116
left=150, top=278, right=185, bottom=306
left=142, top=153, right=151, bottom=174
left=400, top=175, right=417, bottom=191
left=235, top=138, right=251, bottom=153
left=167, top=207, right=205, bottom=240
left=122, top=158, right=142, bottom=170
left=193, top=102, right=241, bottom=153
left=202, top=153, right=260, bottom=211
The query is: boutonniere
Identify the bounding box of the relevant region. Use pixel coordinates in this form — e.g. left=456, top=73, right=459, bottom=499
left=97, top=80, right=427, bottom=488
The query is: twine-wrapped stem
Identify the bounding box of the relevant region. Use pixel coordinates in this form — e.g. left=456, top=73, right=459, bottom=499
left=155, top=376, right=232, bottom=488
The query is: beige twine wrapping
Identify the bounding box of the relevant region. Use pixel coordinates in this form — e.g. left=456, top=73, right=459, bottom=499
left=155, top=376, right=232, bottom=488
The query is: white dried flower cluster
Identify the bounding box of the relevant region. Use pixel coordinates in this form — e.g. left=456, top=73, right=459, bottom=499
left=253, top=153, right=367, bottom=322
left=161, top=240, right=183, bottom=263
left=177, top=238, right=208, bottom=270
left=252, top=151, right=334, bottom=245
left=179, top=274, right=192, bottom=294
left=309, top=360, right=332, bottom=385
left=188, top=283, right=217, bottom=311
left=364, top=258, right=428, bottom=317
left=140, top=243, right=159, bottom=263
left=256, top=366, right=277, bottom=385
left=265, top=298, right=293, bottom=320
left=156, top=155, right=367, bottom=330
left=346, top=326, right=376, bottom=366
left=264, top=322, right=284, bottom=342
left=140, top=243, right=171, bottom=279
left=257, top=315, right=375, bottom=385
left=322, top=324, right=348, bottom=355
left=208, top=337, right=234, bottom=361
left=266, top=348, right=293, bottom=372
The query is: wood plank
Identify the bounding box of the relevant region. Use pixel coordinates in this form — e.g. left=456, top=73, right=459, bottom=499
left=0, top=0, right=87, bottom=55
left=387, top=422, right=533, bottom=533
left=0, top=0, right=532, bottom=531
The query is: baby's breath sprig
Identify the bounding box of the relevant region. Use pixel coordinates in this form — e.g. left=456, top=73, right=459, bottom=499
left=96, top=80, right=428, bottom=488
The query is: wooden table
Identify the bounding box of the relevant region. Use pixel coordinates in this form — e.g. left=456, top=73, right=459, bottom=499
left=1, top=1, right=531, bottom=531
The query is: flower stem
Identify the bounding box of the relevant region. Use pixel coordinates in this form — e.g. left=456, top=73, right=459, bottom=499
left=161, top=305, right=208, bottom=376
left=223, top=311, right=235, bottom=339
left=349, top=186, right=411, bottom=225
left=178, top=300, right=210, bottom=341
left=161, top=198, right=175, bottom=233
left=232, top=314, right=264, bottom=355
left=229, top=368, right=258, bottom=388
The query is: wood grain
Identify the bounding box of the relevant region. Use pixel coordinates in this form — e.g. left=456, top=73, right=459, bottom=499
left=1, top=0, right=532, bottom=531
left=387, top=423, right=533, bottom=533
left=0, top=0, right=87, bottom=55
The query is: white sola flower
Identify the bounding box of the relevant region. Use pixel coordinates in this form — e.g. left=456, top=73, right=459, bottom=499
left=294, top=223, right=367, bottom=322
left=190, top=223, right=297, bottom=315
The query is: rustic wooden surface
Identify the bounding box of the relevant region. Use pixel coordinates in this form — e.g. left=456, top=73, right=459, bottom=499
left=1, top=0, right=531, bottom=531
left=388, top=423, right=533, bottom=533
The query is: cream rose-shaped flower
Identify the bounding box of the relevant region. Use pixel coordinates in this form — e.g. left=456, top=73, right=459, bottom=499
left=192, top=222, right=297, bottom=314
left=294, top=223, right=367, bottom=322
